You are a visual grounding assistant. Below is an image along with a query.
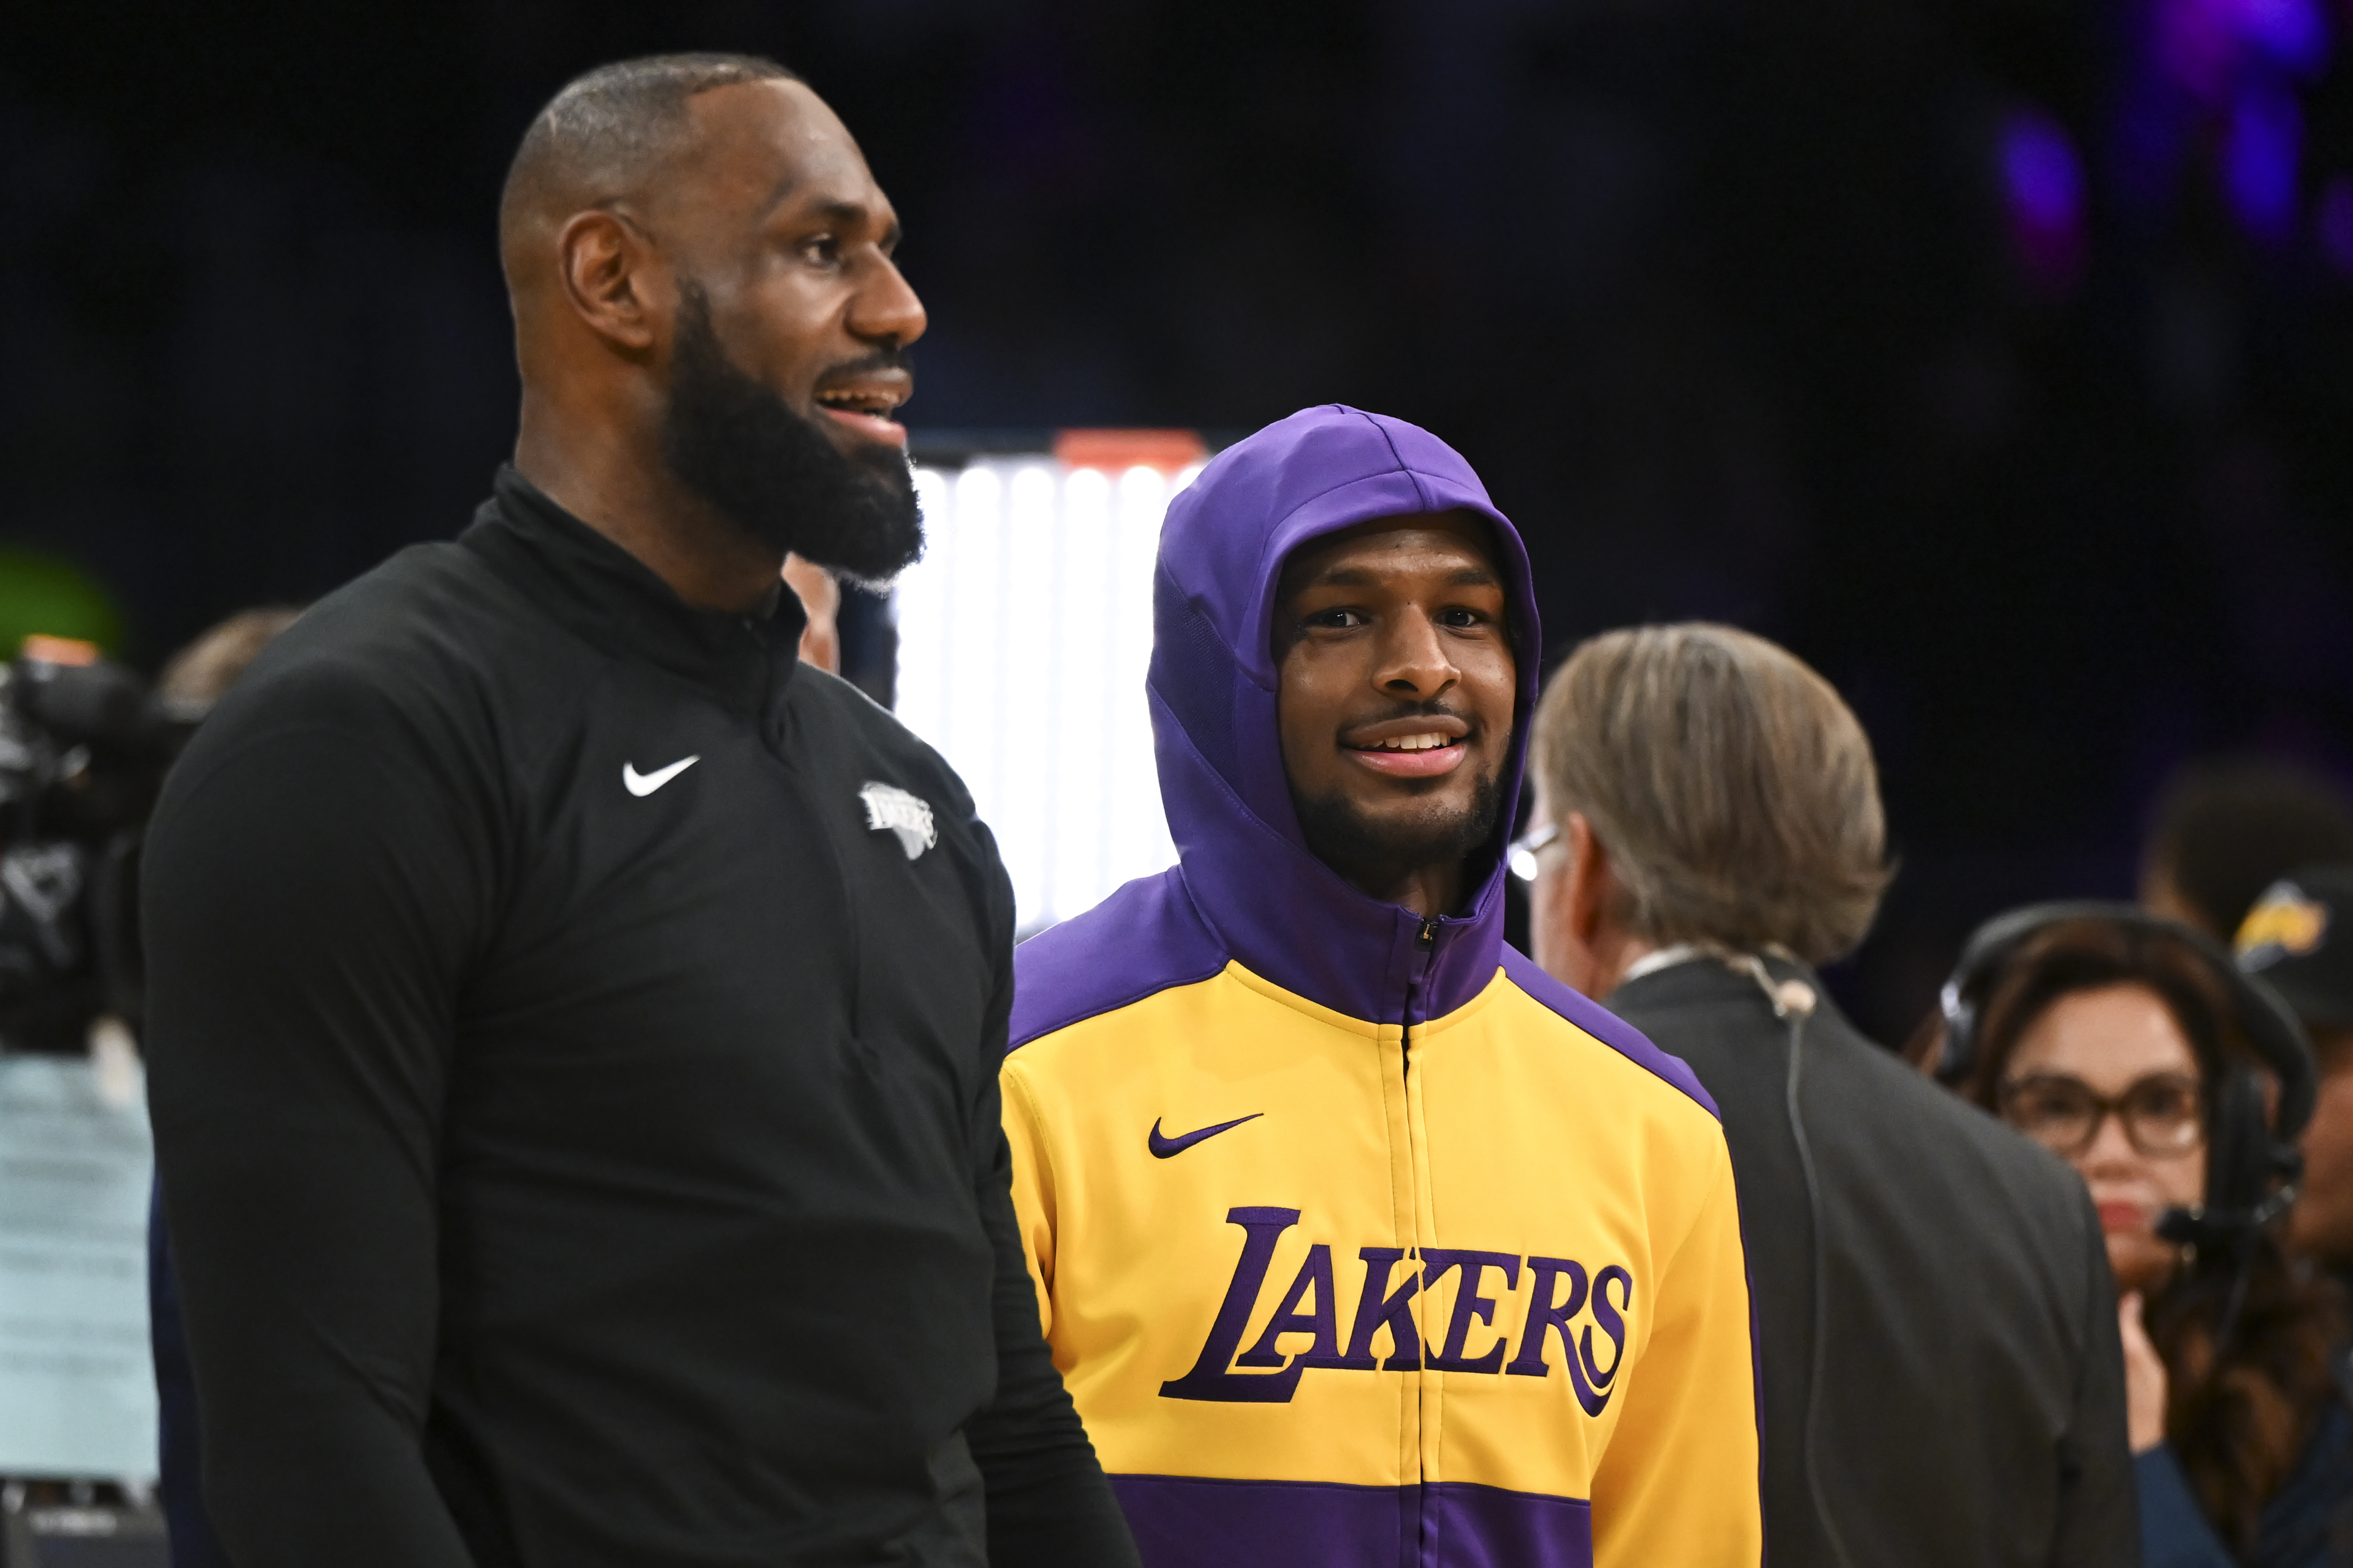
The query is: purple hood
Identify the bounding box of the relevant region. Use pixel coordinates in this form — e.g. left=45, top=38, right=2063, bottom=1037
left=1135, top=405, right=1542, bottom=1026
left=1010, top=406, right=1543, bottom=1044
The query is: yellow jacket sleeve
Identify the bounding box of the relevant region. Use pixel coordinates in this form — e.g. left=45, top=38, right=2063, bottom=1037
left=1590, top=1141, right=1764, bottom=1566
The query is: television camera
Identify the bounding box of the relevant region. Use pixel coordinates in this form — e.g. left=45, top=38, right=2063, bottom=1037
left=0, top=638, right=194, bottom=1053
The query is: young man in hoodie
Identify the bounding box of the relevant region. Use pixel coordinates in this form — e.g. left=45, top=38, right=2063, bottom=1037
left=1001, top=406, right=1763, bottom=1567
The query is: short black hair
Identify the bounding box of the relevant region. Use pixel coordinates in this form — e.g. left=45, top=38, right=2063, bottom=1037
left=2143, top=757, right=2353, bottom=937
left=499, top=53, right=800, bottom=251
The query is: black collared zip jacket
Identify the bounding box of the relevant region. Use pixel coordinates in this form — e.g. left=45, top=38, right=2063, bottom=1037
left=142, top=468, right=1138, bottom=1568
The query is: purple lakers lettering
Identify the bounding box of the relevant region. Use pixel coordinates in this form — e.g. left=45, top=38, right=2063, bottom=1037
left=1159, top=1207, right=1632, bottom=1409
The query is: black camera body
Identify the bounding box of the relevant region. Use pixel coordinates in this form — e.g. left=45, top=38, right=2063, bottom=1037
left=0, top=652, right=192, bottom=1052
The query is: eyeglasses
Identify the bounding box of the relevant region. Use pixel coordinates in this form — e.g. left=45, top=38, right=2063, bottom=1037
left=1507, top=822, right=1560, bottom=883
left=1995, top=1072, right=2206, bottom=1159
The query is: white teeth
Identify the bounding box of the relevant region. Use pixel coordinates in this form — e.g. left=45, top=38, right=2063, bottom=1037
left=1374, top=733, right=1451, bottom=752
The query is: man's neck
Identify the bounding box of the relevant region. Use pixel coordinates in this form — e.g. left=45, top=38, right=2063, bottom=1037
left=1343, top=859, right=1465, bottom=921
left=514, top=411, right=781, bottom=615
left=1571, top=924, right=1655, bottom=999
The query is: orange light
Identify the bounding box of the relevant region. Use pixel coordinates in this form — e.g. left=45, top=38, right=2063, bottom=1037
left=1053, top=429, right=1208, bottom=474
left=19, top=634, right=102, bottom=666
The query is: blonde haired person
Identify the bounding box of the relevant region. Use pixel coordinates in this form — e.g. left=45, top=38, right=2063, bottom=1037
left=1524, top=622, right=2137, bottom=1567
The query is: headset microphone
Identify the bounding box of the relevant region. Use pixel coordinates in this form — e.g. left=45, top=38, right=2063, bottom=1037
left=2155, top=1187, right=2299, bottom=1251
left=2154, top=1182, right=2301, bottom=1352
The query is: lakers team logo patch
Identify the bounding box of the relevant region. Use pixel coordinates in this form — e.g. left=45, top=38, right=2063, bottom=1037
left=1158, top=1206, right=1632, bottom=1416
left=2239, top=882, right=2328, bottom=969
left=859, top=782, right=937, bottom=860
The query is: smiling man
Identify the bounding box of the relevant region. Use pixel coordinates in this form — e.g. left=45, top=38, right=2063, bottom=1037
left=1001, top=407, right=1763, bottom=1567
left=142, top=55, right=1136, bottom=1568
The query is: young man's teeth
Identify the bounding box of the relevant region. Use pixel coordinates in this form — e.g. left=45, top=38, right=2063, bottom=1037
left=1375, top=734, right=1451, bottom=751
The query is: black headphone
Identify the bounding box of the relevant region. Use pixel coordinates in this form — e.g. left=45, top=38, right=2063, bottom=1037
left=1935, top=900, right=2314, bottom=1259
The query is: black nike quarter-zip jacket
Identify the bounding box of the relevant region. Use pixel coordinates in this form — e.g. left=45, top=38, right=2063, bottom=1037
left=142, top=468, right=1139, bottom=1568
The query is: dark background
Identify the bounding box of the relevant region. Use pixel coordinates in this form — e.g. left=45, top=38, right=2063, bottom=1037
left=5, top=0, right=2351, bottom=1042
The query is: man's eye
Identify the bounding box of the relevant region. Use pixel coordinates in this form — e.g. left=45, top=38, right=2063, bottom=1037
left=1438, top=608, right=1485, bottom=628
left=801, top=235, right=841, bottom=265
left=1308, top=608, right=1364, bottom=630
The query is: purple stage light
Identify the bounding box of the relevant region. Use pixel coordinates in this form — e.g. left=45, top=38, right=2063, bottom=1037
left=2155, top=0, right=2230, bottom=98
left=2157, top=0, right=2329, bottom=95
left=2119, top=0, right=2335, bottom=245
left=2004, top=113, right=2086, bottom=225
left=2222, top=85, right=2304, bottom=241
left=2000, top=109, right=2089, bottom=291
left=2239, top=0, right=2330, bottom=73
left=2156, top=0, right=2239, bottom=99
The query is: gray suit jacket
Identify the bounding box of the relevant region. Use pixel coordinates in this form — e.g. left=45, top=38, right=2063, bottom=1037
left=1607, top=954, right=2137, bottom=1568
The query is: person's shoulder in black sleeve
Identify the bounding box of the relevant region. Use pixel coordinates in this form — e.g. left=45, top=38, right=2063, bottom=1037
left=144, top=540, right=519, bottom=1568
left=1801, top=1003, right=2139, bottom=1568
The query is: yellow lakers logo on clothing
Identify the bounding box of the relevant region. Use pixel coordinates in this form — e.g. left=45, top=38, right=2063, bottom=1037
left=2239, top=884, right=2329, bottom=966
left=1160, top=1206, right=1631, bottom=1415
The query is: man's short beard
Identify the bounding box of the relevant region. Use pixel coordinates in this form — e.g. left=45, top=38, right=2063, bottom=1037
left=1291, top=770, right=1505, bottom=906
left=659, top=282, right=924, bottom=584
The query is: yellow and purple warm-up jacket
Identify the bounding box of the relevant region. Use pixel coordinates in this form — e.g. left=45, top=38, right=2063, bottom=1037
left=1001, top=407, right=1764, bottom=1568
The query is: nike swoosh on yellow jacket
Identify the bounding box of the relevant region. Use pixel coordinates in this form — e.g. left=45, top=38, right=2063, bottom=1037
left=1002, top=407, right=1762, bottom=1568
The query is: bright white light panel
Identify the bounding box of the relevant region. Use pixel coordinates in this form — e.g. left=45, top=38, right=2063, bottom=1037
left=894, top=459, right=1203, bottom=933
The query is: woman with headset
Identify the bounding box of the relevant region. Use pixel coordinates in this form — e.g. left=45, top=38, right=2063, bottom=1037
left=1933, top=905, right=2353, bottom=1566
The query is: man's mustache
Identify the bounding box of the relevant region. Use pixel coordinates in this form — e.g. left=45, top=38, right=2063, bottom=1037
left=820, top=346, right=916, bottom=381
left=1342, top=700, right=1475, bottom=729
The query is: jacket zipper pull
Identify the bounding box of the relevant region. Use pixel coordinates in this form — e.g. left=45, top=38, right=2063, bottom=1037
left=1416, top=918, right=1438, bottom=950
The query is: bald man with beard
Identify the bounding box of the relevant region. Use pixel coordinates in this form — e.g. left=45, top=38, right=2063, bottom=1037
left=142, top=54, right=1137, bottom=1568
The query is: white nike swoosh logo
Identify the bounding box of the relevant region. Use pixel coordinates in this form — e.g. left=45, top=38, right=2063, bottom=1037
left=623, top=756, right=700, bottom=796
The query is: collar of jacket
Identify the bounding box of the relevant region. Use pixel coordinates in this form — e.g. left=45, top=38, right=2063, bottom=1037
left=461, top=465, right=807, bottom=716
left=1148, top=406, right=1541, bottom=1027
left=1609, top=948, right=1837, bottom=1021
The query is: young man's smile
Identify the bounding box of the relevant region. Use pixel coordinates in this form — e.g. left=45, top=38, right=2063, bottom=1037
left=1340, top=711, right=1474, bottom=778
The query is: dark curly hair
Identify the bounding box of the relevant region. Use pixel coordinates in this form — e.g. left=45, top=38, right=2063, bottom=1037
left=1939, top=915, right=2344, bottom=1554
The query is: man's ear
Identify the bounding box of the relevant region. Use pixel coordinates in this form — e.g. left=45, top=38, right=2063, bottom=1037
left=555, top=209, right=664, bottom=356
left=1564, top=812, right=1614, bottom=947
